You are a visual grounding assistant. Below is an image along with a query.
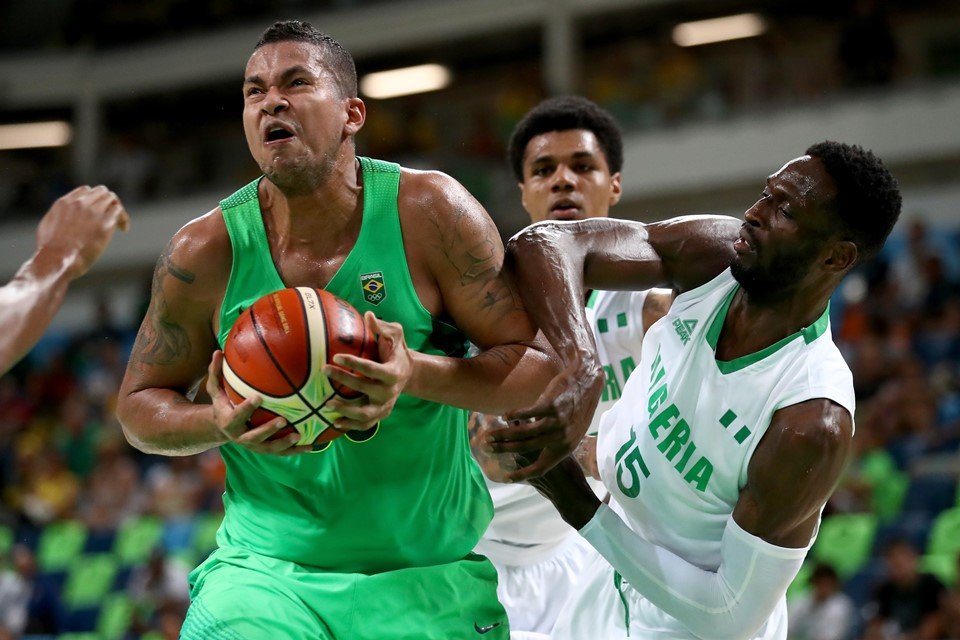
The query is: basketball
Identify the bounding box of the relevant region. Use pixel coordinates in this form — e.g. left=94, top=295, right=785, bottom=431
left=221, top=287, right=378, bottom=448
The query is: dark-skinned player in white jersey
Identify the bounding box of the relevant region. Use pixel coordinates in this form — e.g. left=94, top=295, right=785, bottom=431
left=482, top=142, right=901, bottom=639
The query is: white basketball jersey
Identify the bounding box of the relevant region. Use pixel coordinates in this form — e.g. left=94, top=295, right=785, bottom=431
left=595, top=268, right=855, bottom=638
left=478, top=289, right=651, bottom=565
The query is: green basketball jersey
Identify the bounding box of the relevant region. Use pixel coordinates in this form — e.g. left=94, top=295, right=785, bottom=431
left=214, top=157, right=492, bottom=573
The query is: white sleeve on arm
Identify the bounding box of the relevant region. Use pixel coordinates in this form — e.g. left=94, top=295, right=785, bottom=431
left=580, top=504, right=809, bottom=640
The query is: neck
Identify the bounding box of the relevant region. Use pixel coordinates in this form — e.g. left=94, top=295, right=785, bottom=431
left=718, top=278, right=836, bottom=361
left=260, top=152, right=362, bottom=241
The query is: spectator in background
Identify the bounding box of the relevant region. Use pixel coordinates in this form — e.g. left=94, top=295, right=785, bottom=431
left=838, top=0, right=899, bottom=88
left=937, top=554, right=960, bottom=639
left=7, top=544, right=63, bottom=635
left=0, top=546, right=29, bottom=638
left=890, top=220, right=932, bottom=313
left=788, top=563, right=856, bottom=640
left=864, top=539, right=946, bottom=639
left=127, top=545, right=190, bottom=617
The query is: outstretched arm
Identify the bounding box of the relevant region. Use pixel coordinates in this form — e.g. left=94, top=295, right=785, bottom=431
left=0, top=186, right=128, bottom=376
left=486, top=215, right=739, bottom=478
left=526, top=399, right=852, bottom=640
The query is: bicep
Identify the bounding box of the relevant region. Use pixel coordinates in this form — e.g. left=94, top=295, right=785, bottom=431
left=428, top=184, right=538, bottom=349
left=121, top=239, right=217, bottom=396
left=733, top=399, right=853, bottom=548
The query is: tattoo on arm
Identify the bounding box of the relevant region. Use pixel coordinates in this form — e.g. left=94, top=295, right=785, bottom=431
left=131, top=241, right=195, bottom=367
left=432, top=206, right=524, bottom=318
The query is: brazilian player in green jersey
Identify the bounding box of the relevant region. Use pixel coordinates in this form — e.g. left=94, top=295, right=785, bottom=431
left=116, top=20, right=570, bottom=640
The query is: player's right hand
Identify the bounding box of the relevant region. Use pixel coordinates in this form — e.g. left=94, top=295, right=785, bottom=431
left=35, top=185, right=131, bottom=280
left=205, top=350, right=313, bottom=456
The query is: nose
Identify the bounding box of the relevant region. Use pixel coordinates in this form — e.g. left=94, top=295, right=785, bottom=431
left=550, top=164, right=576, bottom=192
left=261, top=87, right=289, bottom=116
left=743, top=200, right=764, bottom=227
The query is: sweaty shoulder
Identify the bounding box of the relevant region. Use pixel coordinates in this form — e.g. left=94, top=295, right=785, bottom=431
left=395, top=168, right=504, bottom=317
left=163, top=207, right=232, bottom=305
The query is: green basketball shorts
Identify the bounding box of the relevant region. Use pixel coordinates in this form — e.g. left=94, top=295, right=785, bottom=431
left=180, top=546, right=508, bottom=639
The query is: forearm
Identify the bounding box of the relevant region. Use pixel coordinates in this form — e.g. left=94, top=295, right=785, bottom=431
left=117, top=389, right=227, bottom=456
left=407, top=342, right=557, bottom=414
left=506, top=222, right=602, bottom=371
left=0, top=248, right=76, bottom=375
left=581, top=506, right=807, bottom=640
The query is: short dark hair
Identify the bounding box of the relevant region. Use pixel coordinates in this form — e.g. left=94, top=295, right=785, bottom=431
left=508, top=96, right=623, bottom=182
left=806, top=141, right=901, bottom=262
left=255, top=20, right=357, bottom=98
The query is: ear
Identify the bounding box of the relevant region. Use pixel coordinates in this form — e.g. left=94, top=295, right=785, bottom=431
left=344, top=97, right=366, bottom=136
left=609, top=172, right=623, bottom=206
left=518, top=181, right=530, bottom=213
left=824, top=240, right=858, bottom=273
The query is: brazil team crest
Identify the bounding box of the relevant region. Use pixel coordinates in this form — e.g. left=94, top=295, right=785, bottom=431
left=360, top=271, right=386, bottom=305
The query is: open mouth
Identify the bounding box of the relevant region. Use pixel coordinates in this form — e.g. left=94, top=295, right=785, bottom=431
left=550, top=201, right=581, bottom=220
left=266, top=128, right=295, bottom=142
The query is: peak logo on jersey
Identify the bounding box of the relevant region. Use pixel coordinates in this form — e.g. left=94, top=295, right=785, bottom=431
left=673, top=318, right=698, bottom=345
left=360, top=271, right=386, bottom=306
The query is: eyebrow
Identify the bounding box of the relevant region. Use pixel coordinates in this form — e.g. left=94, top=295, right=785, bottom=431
left=530, top=150, right=597, bottom=165
left=244, top=65, right=313, bottom=86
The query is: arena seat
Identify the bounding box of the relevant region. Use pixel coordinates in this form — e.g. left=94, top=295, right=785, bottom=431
left=37, top=521, right=88, bottom=572
left=96, top=593, right=134, bottom=640
left=63, top=553, right=119, bottom=609
left=812, top=513, right=878, bottom=579
left=114, top=515, right=163, bottom=565
left=927, top=506, right=960, bottom=557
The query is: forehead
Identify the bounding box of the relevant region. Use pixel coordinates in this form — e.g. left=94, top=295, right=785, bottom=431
left=768, top=155, right=836, bottom=209
left=523, top=129, right=608, bottom=165
left=245, top=41, right=325, bottom=77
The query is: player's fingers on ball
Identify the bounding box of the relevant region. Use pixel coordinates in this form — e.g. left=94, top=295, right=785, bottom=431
left=242, top=416, right=287, bottom=443
left=324, top=364, right=379, bottom=395
left=206, top=352, right=226, bottom=394
left=330, top=354, right=385, bottom=379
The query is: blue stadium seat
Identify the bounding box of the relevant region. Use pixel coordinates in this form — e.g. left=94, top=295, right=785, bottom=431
left=872, top=510, right=934, bottom=556
left=902, top=475, right=958, bottom=515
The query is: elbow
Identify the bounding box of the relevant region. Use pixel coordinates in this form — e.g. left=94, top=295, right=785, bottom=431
left=115, top=394, right=155, bottom=454
left=506, top=220, right=570, bottom=262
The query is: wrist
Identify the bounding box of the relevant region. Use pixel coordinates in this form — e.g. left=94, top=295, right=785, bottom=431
left=30, top=245, right=81, bottom=282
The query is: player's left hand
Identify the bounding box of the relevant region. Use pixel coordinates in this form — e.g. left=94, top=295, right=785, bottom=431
left=324, top=312, right=411, bottom=431
left=482, top=360, right=604, bottom=481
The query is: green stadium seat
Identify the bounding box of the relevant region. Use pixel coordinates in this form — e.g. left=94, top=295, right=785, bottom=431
left=812, top=513, right=878, bottom=579
left=97, top=593, right=135, bottom=640
left=786, top=562, right=812, bottom=602
left=37, top=520, right=88, bottom=572
left=872, top=471, right=909, bottom=522
left=928, top=507, right=960, bottom=558
left=114, top=515, right=163, bottom=565
left=63, top=553, right=119, bottom=609
left=0, top=524, right=12, bottom=555
left=191, top=512, right=223, bottom=557
left=859, top=450, right=908, bottom=521
left=920, top=553, right=958, bottom=588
